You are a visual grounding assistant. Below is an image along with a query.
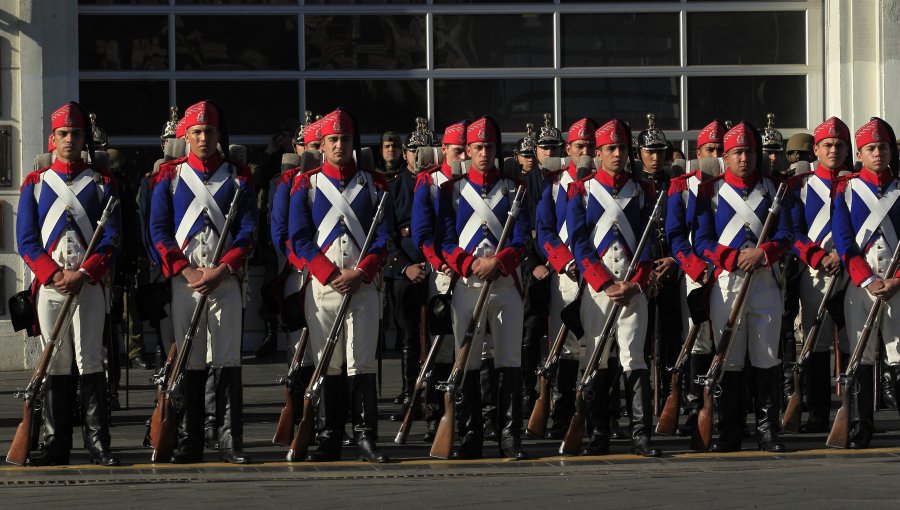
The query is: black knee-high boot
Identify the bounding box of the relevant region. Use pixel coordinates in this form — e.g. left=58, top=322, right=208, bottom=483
left=521, top=328, right=543, bottom=416
left=81, top=372, right=121, bottom=466
left=711, top=371, right=743, bottom=452
left=498, top=367, right=528, bottom=460
left=678, top=353, right=712, bottom=436
left=217, top=367, right=251, bottom=464
left=848, top=364, right=875, bottom=449
left=171, top=370, right=207, bottom=463
left=352, top=373, right=389, bottom=463
left=27, top=375, right=74, bottom=466
left=452, top=370, right=483, bottom=460
left=581, top=369, right=611, bottom=456
left=424, top=362, right=452, bottom=443
left=755, top=366, right=786, bottom=452
left=800, top=351, right=832, bottom=433
left=481, top=358, right=498, bottom=441
left=627, top=369, right=662, bottom=457
left=204, top=368, right=218, bottom=449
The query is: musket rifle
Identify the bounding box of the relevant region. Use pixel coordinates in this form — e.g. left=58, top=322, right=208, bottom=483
left=273, top=327, right=309, bottom=446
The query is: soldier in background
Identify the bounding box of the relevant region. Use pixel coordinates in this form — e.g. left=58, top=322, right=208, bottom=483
left=762, top=114, right=787, bottom=175
left=785, top=133, right=816, bottom=166
left=378, top=131, right=404, bottom=176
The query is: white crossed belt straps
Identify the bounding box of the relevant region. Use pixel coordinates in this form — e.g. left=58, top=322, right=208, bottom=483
left=851, top=179, right=900, bottom=252
left=587, top=178, right=637, bottom=254
left=553, top=172, right=574, bottom=244
left=175, top=163, right=231, bottom=248
left=41, top=170, right=96, bottom=248
left=801, top=173, right=832, bottom=244
left=458, top=180, right=507, bottom=250
left=717, top=180, right=770, bottom=247
left=314, top=171, right=369, bottom=250
left=430, top=171, right=449, bottom=203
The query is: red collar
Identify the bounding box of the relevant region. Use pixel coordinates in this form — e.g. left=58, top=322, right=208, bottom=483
left=440, top=161, right=453, bottom=179
left=859, top=167, right=894, bottom=188
left=723, top=168, right=760, bottom=189
left=188, top=151, right=225, bottom=174
left=321, top=160, right=358, bottom=181
left=468, top=166, right=500, bottom=186
left=565, top=162, right=580, bottom=180
left=50, top=158, right=88, bottom=176
left=594, top=167, right=630, bottom=189
left=814, top=164, right=841, bottom=181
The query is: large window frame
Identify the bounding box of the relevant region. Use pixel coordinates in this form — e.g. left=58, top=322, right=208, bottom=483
left=78, top=0, right=824, bottom=152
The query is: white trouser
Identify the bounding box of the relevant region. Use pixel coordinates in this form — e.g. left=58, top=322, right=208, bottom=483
left=800, top=262, right=848, bottom=353
left=681, top=273, right=714, bottom=354
left=427, top=270, right=456, bottom=364
left=844, top=243, right=900, bottom=366
left=284, top=269, right=314, bottom=366
left=451, top=274, right=524, bottom=370
left=709, top=266, right=782, bottom=371
left=38, top=283, right=107, bottom=376
left=549, top=270, right=582, bottom=360
left=579, top=242, right=648, bottom=372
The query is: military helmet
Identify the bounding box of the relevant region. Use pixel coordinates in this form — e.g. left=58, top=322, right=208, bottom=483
left=536, top=113, right=563, bottom=147
left=161, top=106, right=179, bottom=140
left=293, top=110, right=315, bottom=147
left=90, top=113, right=108, bottom=149
left=636, top=113, right=667, bottom=150
left=515, top=123, right=537, bottom=157
left=785, top=133, right=814, bottom=154
left=404, top=116, right=435, bottom=149
left=762, top=113, right=784, bottom=152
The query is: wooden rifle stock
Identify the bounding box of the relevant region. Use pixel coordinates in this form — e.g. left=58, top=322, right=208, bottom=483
left=430, top=186, right=526, bottom=460
left=6, top=197, right=119, bottom=466
left=827, top=239, right=900, bottom=448
left=691, top=182, right=787, bottom=451
left=287, top=193, right=390, bottom=461
left=395, top=332, right=444, bottom=444
left=145, top=342, right=177, bottom=448
left=559, top=183, right=668, bottom=456
left=273, top=327, right=309, bottom=445
left=656, top=322, right=701, bottom=435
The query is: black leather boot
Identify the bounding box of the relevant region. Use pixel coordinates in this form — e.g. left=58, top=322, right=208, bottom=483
left=391, top=338, right=423, bottom=422
left=521, top=328, right=542, bottom=417
left=204, top=369, right=219, bottom=450
left=545, top=359, right=578, bottom=440
left=80, top=372, right=121, bottom=466
left=581, top=369, right=611, bottom=456
left=306, top=375, right=343, bottom=461
left=481, top=358, right=498, bottom=442
left=800, top=351, right=831, bottom=433
left=351, top=374, right=389, bottom=463
left=171, top=370, right=206, bottom=463
left=27, top=375, right=73, bottom=466
left=881, top=360, right=898, bottom=410
left=216, top=367, right=251, bottom=464
left=451, top=370, right=483, bottom=460
left=677, top=353, right=712, bottom=437
left=755, top=366, right=786, bottom=452
left=424, top=362, right=451, bottom=443
left=710, top=371, right=743, bottom=452
left=498, top=367, right=528, bottom=460
left=254, top=319, right=279, bottom=359
left=627, top=369, right=662, bottom=457
left=848, top=364, right=875, bottom=449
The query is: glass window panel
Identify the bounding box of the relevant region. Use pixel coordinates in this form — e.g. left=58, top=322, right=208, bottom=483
left=434, top=79, right=553, bottom=133
left=79, top=15, right=168, bottom=71
left=175, top=15, right=298, bottom=71
left=79, top=81, right=169, bottom=137
left=562, top=13, right=678, bottom=67
left=177, top=81, right=299, bottom=136
left=434, top=14, right=552, bottom=68
left=305, top=15, right=426, bottom=70
left=305, top=80, right=426, bottom=134
left=688, top=12, right=806, bottom=65
left=561, top=78, right=680, bottom=131
left=687, top=75, right=806, bottom=129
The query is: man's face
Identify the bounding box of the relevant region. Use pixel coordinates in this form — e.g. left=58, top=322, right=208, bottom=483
left=293, top=143, right=305, bottom=155
left=763, top=150, right=783, bottom=173
left=322, top=134, right=354, bottom=167
left=382, top=140, right=399, bottom=165
left=857, top=141, right=891, bottom=174
left=597, top=143, right=628, bottom=174
left=442, top=144, right=466, bottom=164
left=185, top=124, right=220, bottom=160
left=536, top=145, right=560, bottom=166
left=517, top=154, right=535, bottom=174
left=566, top=140, right=595, bottom=160
left=404, top=146, right=419, bottom=171
left=306, top=140, right=322, bottom=152
left=697, top=142, right=723, bottom=160
left=52, top=127, right=85, bottom=162
left=466, top=142, right=497, bottom=173
left=725, top=147, right=757, bottom=178
left=640, top=148, right=665, bottom=174
left=813, top=138, right=849, bottom=171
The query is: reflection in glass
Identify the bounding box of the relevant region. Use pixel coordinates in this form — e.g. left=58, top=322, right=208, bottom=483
left=79, top=81, right=170, bottom=137
left=434, top=14, right=552, bottom=68
left=79, top=15, right=168, bottom=71
left=688, top=76, right=806, bottom=129
left=434, top=79, right=553, bottom=133
left=177, top=81, right=299, bottom=135
left=688, top=12, right=805, bottom=65
left=305, top=80, right=427, bottom=134
left=562, top=78, right=680, bottom=130
left=562, top=13, right=678, bottom=67
left=305, top=15, right=426, bottom=70
left=175, top=15, right=298, bottom=71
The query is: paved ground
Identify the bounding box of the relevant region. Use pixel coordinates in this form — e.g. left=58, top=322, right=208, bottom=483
left=2, top=354, right=900, bottom=508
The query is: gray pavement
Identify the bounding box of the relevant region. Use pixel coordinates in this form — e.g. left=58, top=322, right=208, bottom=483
left=1, top=355, right=900, bottom=508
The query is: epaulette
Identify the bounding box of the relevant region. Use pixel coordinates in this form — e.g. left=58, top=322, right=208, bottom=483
left=667, top=172, right=690, bottom=196
left=364, top=168, right=389, bottom=190
left=696, top=173, right=725, bottom=198
left=155, top=157, right=188, bottom=184
left=414, top=170, right=434, bottom=191
left=233, top=162, right=253, bottom=184
left=20, top=167, right=50, bottom=191
left=566, top=178, right=587, bottom=200
left=292, top=167, right=322, bottom=194
left=787, top=171, right=813, bottom=193
left=834, top=172, right=859, bottom=194
left=278, top=166, right=302, bottom=187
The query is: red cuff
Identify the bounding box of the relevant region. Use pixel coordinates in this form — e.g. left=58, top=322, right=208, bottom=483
left=543, top=242, right=574, bottom=273
left=443, top=247, right=475, bottom=277
left=422, top=242, right=444, bottom=269
left=155, top=242, right=190, bottom=278
left=219, top=246, right=249, bottom=274
left=630, top=260, right=652, bottom=291
left=80, top=251, right=112, bottom=282
left=580, top=257, right=613, bottom=292
left=356, top=252, right=386, bottom=281
left=25, top=253, right=61, bottom=285
left=495, top=247, right=521, bottom=277
left=676, top=251, right=707, bottom=283
left=307, top=252, right=339, bottom=285
left=846, top=255, right=875, bottom=287
left=758, top=241, right=786, bottom=267
left=706, top=244, right=739, bottom=272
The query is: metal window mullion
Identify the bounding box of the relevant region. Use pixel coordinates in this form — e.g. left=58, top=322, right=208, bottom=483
left=168, top=8, right=176, bottom=108
left=426, top=8, right=434, bottom=125
left=553, top=8, right=562, bottom=125
left=679, top=7, right=688, bottom=144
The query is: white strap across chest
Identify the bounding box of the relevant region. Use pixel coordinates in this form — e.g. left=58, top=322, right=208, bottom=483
left=430, top=171, right=449, bottom=204
left=553, top=172, right=574, bottom=243
left=717, top=181, right=768, bottom=247
left=315, top=172, right=368, bottom=249
left=458, top=180, right=507, bottom=250
left=851, top=179, right=900, bottom=251
left=801, top=173, right=832, bottom=243
left=41, top=170, right=96, bottom=247
left=587, top=179, right=637, bottom=254
left=175, top=163, right=230, bottom=248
